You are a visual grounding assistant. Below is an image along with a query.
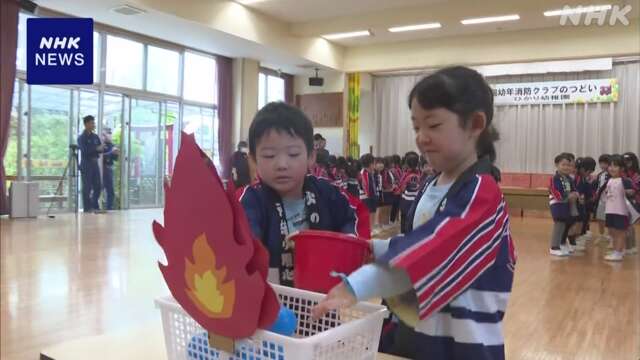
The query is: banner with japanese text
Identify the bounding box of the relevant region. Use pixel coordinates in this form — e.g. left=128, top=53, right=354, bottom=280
left=491, top=78, right=618, bottom=105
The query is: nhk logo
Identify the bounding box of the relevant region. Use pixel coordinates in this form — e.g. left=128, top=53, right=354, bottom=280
left=27, top=18, right=93, bottom=85
left=546, top=5, right=633, bottom=26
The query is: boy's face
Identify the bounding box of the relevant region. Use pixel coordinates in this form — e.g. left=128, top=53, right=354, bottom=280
left=374, top=162, right=384, bottom=171
left=600, top=161, right=609, bottom=171
left=253, top=129, right=314, bottom=199
left=556, top=159, right=572, bottom=176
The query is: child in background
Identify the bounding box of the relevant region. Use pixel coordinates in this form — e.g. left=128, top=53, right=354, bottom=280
left=549, top=153, right=580, bottom=257
left=603, top=155, right=635, bottom=261
left=360, top=153, right=378, bottom=229
left=345, top=158, right=362, bottom=198
left=623, top=152, right=639, bottom=254
left=575, top=157, right=596, bottom=250
left=239, top=102, right=359, bottom=286
left=373, top=157, right=387, bottom=234
left=398, top=152, right=421, bottom=234
left=419, top=157, right=435, bottom=184
left=389, top=155, right=403, bottom=226
left=594, top=154, right=611, bottom=242
left=312, top=66, right=515, bottom=360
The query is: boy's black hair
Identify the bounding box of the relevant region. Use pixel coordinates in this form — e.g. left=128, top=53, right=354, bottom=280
left=316, top=150, right=329, bottom=166
left=609, top=154, right=627, bottom=170
left=623, top=152, right=639, bottom=173
left=554, top=153, right=573, bottom=164
left=346, top=160, right=360, bottom=179
left=374, top=157, right=385, bottom=164
left=248, top=102, right=314, bottom=155
left=83, top=115, right=95, bottom=125
left=313, top=133, right=324, bottom=141
left=336, top=156, right=348, bottom=170
left=576, top=157, right=596, bottom=172
left=598, top=154, right=611, bottom=164
left=564, top=152, right=576, bottom=161
left=237, top=140, right=248, bottom=150
left=328, top=155, right=337, bottom=167
left=360, top=153, right=374, bottom=168
left=405, top=152, right=420, bottom=170
left=409, top=66, right=499, bottom=163
left=391, top=154, right=401, bottom=166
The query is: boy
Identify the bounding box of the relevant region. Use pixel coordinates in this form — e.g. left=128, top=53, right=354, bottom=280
left=239, top=102, right=359, bottom=286
left=549, top=153, right=579, bottom=256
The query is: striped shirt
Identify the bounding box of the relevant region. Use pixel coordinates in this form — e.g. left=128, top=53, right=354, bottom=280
left=379, top=161, right=516, bottom=360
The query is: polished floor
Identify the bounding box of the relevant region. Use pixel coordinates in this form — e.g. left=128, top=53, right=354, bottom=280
left=1, top=210, right=639, bottom=360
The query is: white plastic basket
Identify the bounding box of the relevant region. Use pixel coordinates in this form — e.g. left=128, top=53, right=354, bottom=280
left=155, top=284, right=389, bottom=360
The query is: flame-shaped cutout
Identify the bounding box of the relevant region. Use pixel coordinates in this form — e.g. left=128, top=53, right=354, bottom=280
left=154, top=133, right=280, bottom=339
left=185, top=234, right=236, bottom=318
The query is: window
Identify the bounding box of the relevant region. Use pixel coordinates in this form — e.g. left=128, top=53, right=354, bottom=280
left=258, top=71, right=285, bottom=110
left=182, top=105, right=218, bottom=167
left=183, top=52, right=216, bottom=104
left=106, top=35, right=144, bottom=89
left=146, top=46, right=180, bottom=96
left=16, top=13, right=33, bottom=71
left=93, top=32, right=100, bottom=83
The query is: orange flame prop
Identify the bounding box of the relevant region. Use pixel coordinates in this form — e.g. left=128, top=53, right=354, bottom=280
left=153, top=133, right=279, bottom=338
left=185, top=234, right=236, bottom=318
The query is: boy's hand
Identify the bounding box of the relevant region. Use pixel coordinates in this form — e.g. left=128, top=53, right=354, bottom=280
left=311, top=282, right=357, bottom=320
left=97, top=144, right=105, bottom=152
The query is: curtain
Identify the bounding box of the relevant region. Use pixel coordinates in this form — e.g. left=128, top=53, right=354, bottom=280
left=0, top=0, right=19, bottom=215
left=216, top=55, right=233, bottom=180
left=372, top=62, right=640, bottom=173
left=283, top=73, right=294, bottom=105
left=348, top=73, right=361, bottom=158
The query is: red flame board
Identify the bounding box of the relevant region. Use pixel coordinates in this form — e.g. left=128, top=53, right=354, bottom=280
left=153, top=133, right=279, bottom=338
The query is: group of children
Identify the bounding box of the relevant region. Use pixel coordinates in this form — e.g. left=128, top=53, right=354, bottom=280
left=234, top=66, right=515, bottom=360
left=549, top=152, right=639, bottom=261
left=311, top=149, right=435, bottom=235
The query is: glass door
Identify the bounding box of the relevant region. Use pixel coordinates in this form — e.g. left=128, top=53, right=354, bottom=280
left=29, top=85, right=73, bottom=212
left=126, top=97, right=161, bottom=208
left=102, top=93, right=125, bottom=209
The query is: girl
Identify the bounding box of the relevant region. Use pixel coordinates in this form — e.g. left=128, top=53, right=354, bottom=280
left=603, top=155, right=634, bottom=261
left=312, top=66, right=515, bottom=360
left=575, top=157, right=596, bottom=248
left=594, top=154, right=611, bottom=242
left=397, top=152, right=421, bottom=234
left=623, top=152, right=639, bottom=254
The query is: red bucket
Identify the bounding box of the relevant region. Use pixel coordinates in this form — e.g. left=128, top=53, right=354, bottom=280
left=291, top=230, right=371, bottom=293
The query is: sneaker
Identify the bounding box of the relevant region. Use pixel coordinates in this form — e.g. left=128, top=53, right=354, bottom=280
left=560, top=245, right=572, bottom=255
left=626, top=247, right=638, bottom=255
left=550, top=248, right=569, bottom=257
left=604, top=251, right=624, bottom=262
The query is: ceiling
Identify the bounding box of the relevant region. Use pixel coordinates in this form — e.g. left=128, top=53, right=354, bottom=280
left=235, top=0, right=446, bottom=22
left=243, top=0, right=640, bottom=46
left=32, top=0, right=640, bottom=74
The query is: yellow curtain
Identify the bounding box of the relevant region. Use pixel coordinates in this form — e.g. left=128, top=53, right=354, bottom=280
left=347, top=73, right=360, bottom=158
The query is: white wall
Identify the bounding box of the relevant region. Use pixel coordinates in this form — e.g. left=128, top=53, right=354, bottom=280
left=315, top=127, right=344, bottom=156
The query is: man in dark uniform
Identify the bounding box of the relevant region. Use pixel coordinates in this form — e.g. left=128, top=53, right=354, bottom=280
left=230, top=140, right=251, bottom=188
left=101, top=127, right=119, bottom=210
left=77, top=115, right=103, bottom=213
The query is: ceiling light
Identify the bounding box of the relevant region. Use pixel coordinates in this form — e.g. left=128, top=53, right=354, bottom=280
left=322, top=30, right=371, bottom=40
left=544, top=5, right=612, bottom=17
left=461, top=14, right=520, bottom=25
left=388, top=23, right=442, bottom=32
left=236, top=0, right=269, bottom=4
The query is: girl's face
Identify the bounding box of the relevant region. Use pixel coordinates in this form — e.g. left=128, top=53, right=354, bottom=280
left=411, top=99, right=482, bottom=174
left=375, top=162, right=384, bottom=171
left=608, top=164, right=622, bottom=178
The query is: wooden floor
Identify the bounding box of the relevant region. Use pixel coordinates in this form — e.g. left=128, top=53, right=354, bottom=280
left=1, top=210, right=639, bottom=360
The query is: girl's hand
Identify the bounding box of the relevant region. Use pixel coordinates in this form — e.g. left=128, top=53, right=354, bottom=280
left=311, top=282, right=357, bottom=320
